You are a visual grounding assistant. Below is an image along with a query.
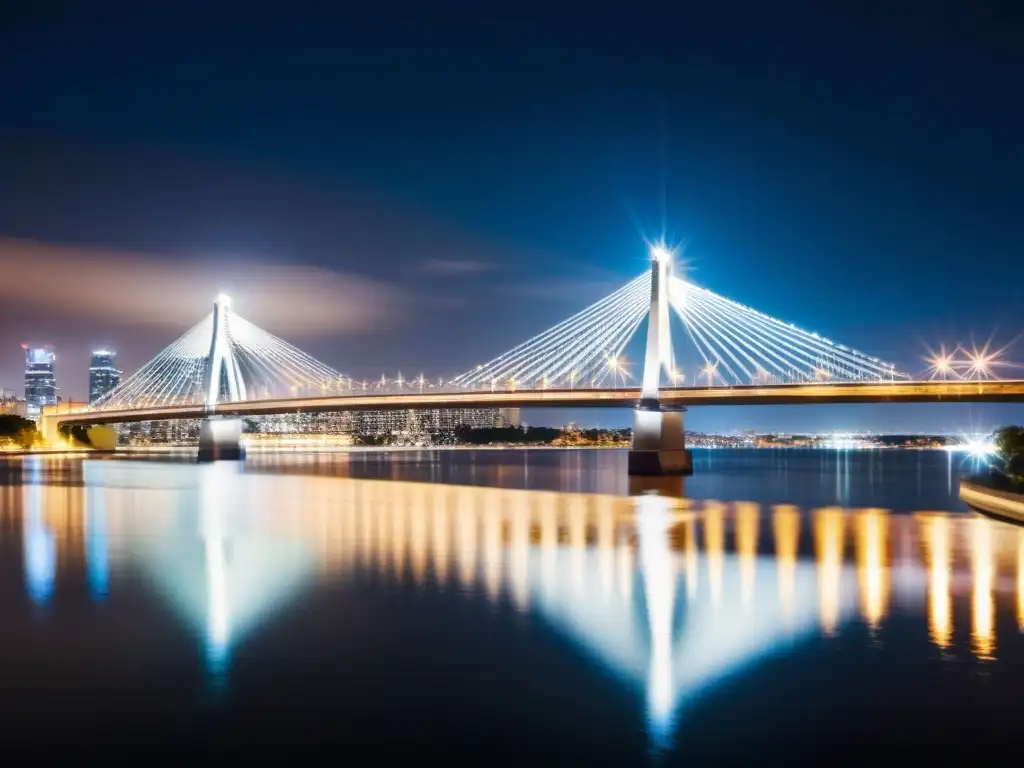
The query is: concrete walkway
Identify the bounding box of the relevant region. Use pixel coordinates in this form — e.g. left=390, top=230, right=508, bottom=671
left=960, top=479, right=1024, bottom=524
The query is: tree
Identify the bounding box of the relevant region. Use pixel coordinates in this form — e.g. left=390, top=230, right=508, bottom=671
left=0, top=415, right=39, bottom=450
left=15, top=427, right=37, bottom=450
left=995, top=426, right=1024, bottom=485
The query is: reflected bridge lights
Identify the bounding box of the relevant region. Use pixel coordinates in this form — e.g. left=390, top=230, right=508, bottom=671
left=29, top=470, right=1024, bottom=749
left=636, top=493, right=678, bottom=746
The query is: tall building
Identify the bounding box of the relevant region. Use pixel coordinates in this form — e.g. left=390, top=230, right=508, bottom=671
left=89, top=349, right=121, bottom=403
left=24, top=346, right=57, bottom=419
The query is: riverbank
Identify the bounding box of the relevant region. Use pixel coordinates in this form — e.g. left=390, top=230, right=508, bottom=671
left=0, top=443, right=987, bottom=457
left=959, top=478, right=1024, bottom=525
left=0, top=446, right=188, bottom=457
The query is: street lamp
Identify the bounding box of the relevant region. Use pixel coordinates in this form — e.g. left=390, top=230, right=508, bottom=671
left=968, top=353, right=991, bottom=379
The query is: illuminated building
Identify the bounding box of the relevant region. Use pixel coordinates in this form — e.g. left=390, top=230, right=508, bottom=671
left=117, top=419, right=201, bottom=445
left=500, top=407, right=521, bottom=428
left=23, top=346, right=57, bottom=420
left=1, top=389, right=27, bottom=417
left=88, top=349, right=121, bottom=403
left=104, top=407, right=524, bottom=447
left=247, top=407, right=520, bottom=445
left=352, top=407, right=518, bottom=443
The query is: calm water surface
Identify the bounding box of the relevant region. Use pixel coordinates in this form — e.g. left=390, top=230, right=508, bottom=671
left=0, top=448, right=1020, bottom=763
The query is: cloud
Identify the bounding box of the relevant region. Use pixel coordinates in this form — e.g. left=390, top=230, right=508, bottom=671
left=0, top=237, right=405, bottom=336
left=499, top=277, right=631, bottom=303
left=417, top=258, right=495, bottom=275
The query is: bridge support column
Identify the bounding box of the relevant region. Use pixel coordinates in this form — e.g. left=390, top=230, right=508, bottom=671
left=629, top=244, right=692, bottom=476
left=38, top=413, right=61, bottom=447
left=629, top=403, right=692, bottom=476
left=198, top=417, right=245, bottom=462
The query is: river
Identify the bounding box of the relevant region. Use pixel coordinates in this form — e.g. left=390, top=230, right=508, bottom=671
left=0, top=448, right=1019, bottom=763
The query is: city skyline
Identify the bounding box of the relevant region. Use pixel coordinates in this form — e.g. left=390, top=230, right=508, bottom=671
left=1, top=6, right=1022, bottom=432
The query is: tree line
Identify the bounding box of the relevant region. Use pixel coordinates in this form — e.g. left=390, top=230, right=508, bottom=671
left=0, top=415, right=39, bottom=450
left=995, top=426, right=1024, bottom=488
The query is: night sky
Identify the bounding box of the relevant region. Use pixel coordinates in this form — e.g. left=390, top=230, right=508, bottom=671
left=1, top=3, right=1022, bottom=433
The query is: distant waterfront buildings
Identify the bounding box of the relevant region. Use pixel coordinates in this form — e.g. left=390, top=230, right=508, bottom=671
left=249, top=407, right=521, bottom=446
left=89, top=349, right=121, bottom=403
left=118, top=407, right=525, bottom=447
left=0, top=388, right=28, bottom=418
left=23, top=346, right=57, bottom=420
left=352, top=407, right=520, bottom=443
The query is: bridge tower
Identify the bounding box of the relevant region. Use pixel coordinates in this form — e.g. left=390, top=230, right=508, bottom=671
left=628, top=245, right=693, bottom=476
left=198, top=294, right=245, bottom=461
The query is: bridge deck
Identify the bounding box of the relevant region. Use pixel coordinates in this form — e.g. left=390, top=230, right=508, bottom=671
left=49, top=379, right=1024, bottom=426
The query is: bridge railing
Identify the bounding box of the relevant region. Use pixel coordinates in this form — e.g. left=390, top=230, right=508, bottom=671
left=79, top=371, right=930, bottom=414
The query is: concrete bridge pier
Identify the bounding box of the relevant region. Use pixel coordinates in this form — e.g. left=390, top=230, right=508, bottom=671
left=38, top=412, right=61, bottom=447
left=198, top=417, right=245, bottom=462
left=629, top=245, right=692, bottom=477
left=197, top=295, right=245, bottom=462
left=628, top=402, right=692, bottom=476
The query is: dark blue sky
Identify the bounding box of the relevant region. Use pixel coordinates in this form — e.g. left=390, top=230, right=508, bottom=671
left=1, top=3, right=1022, bottom=432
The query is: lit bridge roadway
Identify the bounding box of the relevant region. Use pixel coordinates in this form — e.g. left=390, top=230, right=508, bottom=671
left=54, top=378, right=1024, bottom=429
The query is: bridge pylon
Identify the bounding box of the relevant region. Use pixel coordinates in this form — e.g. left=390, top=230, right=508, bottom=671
left=198, top=294, right=245, bottom=461
left=629, top=246, right=693, bottom=476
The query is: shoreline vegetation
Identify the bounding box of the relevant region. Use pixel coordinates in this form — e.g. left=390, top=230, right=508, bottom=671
left=966, top=426, right=1024, bottom=493
left=960, top=426, right=1024, bottom=525
left=0, top=415, right=41, bottom=451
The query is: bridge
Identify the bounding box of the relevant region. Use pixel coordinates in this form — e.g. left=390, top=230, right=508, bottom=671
left=43, top=243, right=1024, bottom=473
left=51, top=379, right=1024, bottom=423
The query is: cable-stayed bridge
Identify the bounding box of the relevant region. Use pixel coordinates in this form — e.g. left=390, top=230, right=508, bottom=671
left=45, top=247, right=1024, bottom=472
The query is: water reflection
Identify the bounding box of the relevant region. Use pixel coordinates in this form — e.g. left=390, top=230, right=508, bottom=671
left=971, top=517, right=995, bottom=660
left=1019, top=531, right=1024, bottom=632
left=6, top=459, right=1024, bottom=751
left=24, top=482, right=55, bottom=605
left=922, top=514, right=952, bottom=649
left=856, top=509, right=889, bottom=631
left=814, top=508, right=844, bottom=636
left=85, top=484, right=109, bottom=599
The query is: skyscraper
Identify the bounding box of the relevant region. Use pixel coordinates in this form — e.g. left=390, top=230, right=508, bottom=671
left=89, top=349, right=121, bottom=404
left=24, top=346, right=57, bottom=419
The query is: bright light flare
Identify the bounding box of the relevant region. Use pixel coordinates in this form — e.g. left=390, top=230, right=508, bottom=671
left=650, top=243, right=672, bottom=263
left=923, top=343, right=960, bottom=380
left=966, top=439, right=997, bottom=458
left=961, top=337, right=1021, bottom=380
left=701, top=362, right=719, bottom=385
left=967, top=351, right=993, bottom=379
